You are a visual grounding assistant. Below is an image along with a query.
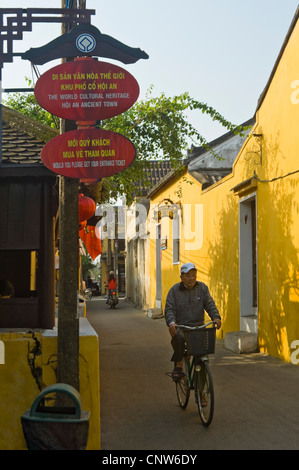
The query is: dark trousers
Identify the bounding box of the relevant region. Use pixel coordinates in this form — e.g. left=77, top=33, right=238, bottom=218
left=170, top=329, right=186, bottom=362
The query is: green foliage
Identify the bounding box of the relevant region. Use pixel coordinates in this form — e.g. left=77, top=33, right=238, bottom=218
left=99, top=86, right=250, bottom=202
left=4, top=82, right=250, bottom=203
left=81, top=252, right=96, bottom=279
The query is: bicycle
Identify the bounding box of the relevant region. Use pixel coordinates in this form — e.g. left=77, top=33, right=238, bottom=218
left=169, top=321, right=217, bottom=427
left=83, top=288, right=92, bottom=301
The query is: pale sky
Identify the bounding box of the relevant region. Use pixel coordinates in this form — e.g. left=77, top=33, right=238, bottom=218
left=1, top=1, right=299, bottom=141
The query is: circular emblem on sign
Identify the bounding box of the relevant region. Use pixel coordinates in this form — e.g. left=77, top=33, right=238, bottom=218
left=76, top=33, right=96, bottom=53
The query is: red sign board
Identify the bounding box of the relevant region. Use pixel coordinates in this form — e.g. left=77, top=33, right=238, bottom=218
left=41, top=128, right=136, bottom=179
left=34, top=58, right=140, bottom=121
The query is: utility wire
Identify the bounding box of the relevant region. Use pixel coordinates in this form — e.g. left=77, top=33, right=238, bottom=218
left=253, top=169, right=299, bottom=183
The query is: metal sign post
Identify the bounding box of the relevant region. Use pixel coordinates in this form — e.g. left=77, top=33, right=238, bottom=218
left=57, top=0, right=81, bottom=391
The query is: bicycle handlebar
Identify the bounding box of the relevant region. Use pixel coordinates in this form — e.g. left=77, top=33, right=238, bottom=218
left=176, top=321, right=216, bottom=330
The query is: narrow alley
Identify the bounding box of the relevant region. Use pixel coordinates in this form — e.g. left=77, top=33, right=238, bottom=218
left=87, top=297, right=299, bottom=451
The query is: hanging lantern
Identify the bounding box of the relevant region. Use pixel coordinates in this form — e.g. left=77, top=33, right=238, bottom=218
left=78, top=193, right=96, bottom=223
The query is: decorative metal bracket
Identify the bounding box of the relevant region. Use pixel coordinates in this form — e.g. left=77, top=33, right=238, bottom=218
left=0, top=8, right=95, bottom=72
left=244, top=133, right=263, bottom=166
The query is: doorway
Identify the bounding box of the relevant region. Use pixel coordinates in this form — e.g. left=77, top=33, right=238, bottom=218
left=239, top=194, right=258, bottom=333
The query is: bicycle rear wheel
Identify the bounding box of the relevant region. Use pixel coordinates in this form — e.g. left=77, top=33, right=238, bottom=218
left=195, top=360, right=214, bottom=426
left=175, top=359, right=190, bottom=409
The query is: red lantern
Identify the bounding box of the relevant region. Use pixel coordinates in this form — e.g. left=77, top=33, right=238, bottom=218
left=78, top=193, right=96, bottom=223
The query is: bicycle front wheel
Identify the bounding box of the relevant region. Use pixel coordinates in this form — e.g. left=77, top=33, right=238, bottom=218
left=85, top=292, right=92, bottom=301
left=175, top=359, right=190, bottom=409
left=195, top=360, right=214, bottom=426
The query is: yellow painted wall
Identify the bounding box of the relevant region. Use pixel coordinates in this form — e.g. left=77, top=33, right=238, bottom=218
left=149, top=170, right=240, bottom=340
left=148, top=14, right=299, bottom=363
left=0, top=319, right=100, bottom=450
left=248, top=17, right=299, bottom=361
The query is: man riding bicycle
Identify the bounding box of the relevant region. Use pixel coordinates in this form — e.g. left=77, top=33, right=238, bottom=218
left=165, top=263, right=221, bottom=380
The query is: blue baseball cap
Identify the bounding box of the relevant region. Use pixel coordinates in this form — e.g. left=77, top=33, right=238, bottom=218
left=180, top=262, right=196, bottom=274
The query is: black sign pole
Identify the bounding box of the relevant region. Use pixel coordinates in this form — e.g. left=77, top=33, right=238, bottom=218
left=56, top=0, right=80, bottom=391
left=0, top=69, right=2, bottom=164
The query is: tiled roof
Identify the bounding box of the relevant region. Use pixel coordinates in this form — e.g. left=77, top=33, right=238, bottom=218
left=134, top=160, right=173, bottom=196
left=189, top=170, right=231, bottom=190
left=1, top=106, right=58, bottom=165
left=186, top=117, right=255, bottom=163
left=146, top=119, right=256, bottom=198
left=2, top=121, right=44, bottom=164
left=147, top=164, right=232, bottom=198
left=146, top=160, right=172, bottom=186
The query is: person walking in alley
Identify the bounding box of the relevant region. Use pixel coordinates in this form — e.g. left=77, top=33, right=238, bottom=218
left=164, top=263, right=221, bottom=380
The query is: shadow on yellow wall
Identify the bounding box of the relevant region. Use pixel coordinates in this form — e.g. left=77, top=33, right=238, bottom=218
left=207, top=195, right=239, bottom=336
left=256, top=133, right=299, bottom=361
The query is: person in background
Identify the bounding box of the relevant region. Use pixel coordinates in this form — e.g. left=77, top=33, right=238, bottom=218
left=105, top=271, right=118, bottom=304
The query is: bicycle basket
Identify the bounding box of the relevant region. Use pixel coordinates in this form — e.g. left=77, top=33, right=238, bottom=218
left=185, top=326, right=216, bottom=356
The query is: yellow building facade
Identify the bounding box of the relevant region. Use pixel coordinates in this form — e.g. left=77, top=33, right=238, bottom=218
left=148, top=9, right=299, bottom=363
left=0, top=319, right=100, bottom=450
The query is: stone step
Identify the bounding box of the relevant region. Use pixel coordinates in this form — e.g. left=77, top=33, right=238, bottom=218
left=224, top=331, right=258, bottom=354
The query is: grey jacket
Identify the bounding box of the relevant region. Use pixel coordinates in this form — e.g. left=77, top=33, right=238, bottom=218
left=164, top=281, right=221, bottom=327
